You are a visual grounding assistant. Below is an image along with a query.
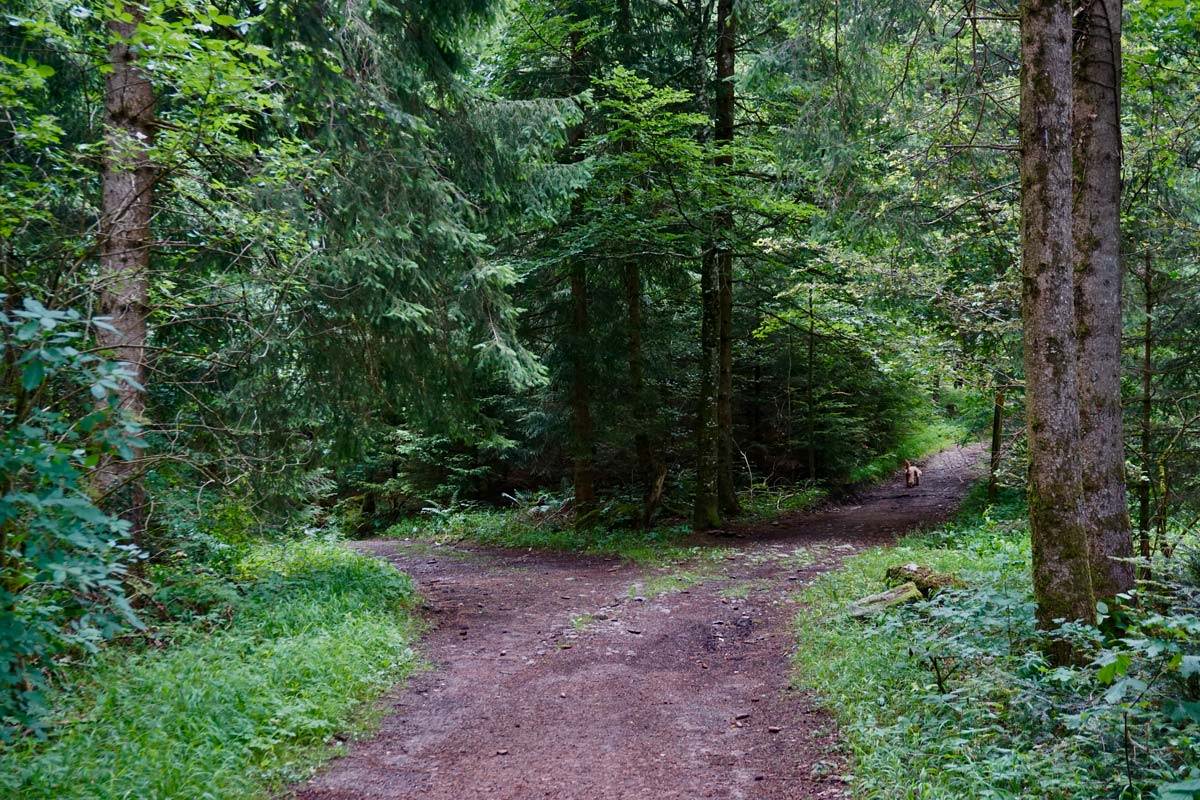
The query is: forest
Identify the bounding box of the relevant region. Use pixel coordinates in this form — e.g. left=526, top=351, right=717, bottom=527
left=1, top=0, right=1198, bottom=797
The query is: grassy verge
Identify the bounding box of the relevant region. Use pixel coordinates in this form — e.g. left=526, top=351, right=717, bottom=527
left=0, top=540, right=419, bottom=800
left=792, top=487, right=1200, bottom=799
left=384, top=479, right=831, bottom=565
left=387, top=510, right=713, bottom=566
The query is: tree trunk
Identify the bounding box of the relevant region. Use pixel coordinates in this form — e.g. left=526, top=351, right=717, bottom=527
left=988, top=387, right=1005, bottom=503
left=805, top=285, right=816, bottom=481
left=617, top=0, right=633, bottom=58
left=624, top=262, right=659, bottom=526
left=96, top=11, right=155, bottom=544
left=616, top=0, right=659, bottom=526
left=1137, top=252, right=1153, bottom=581
left=564, top=26, right=595, bottom=528
left=569, top=260, right=597, bottom=525
left=1072, top=0, right=1133, bottom=600
left=693, top=249, right=722, bottom=531
left=1019, top=0, right=1096, bottom=647
left=714, top=0, right=739, bottom=515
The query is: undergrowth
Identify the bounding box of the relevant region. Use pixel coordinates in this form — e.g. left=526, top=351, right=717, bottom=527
left=794, top=486, right=1200, bottom=799
left=382, top=416, right=964, bottom=567
left=387, top=506, right=711, bottom=565
left=847, top=418, right=969, bottom=486
left=0, top=540, right=419, bottom=800
left=741, top=483, right=828, bottom=521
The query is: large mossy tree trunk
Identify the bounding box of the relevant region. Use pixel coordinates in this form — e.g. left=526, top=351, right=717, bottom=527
left=714, top=0, right=739, bottom=516
left=96, top=11, right=156, bottom=544
left=1019, top=0, right=1096, bottom=647
left=1072, top=0, right=1134, bottom=600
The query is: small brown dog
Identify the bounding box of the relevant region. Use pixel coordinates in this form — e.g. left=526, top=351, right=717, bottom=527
left=904, top=459, right=922, bottom=488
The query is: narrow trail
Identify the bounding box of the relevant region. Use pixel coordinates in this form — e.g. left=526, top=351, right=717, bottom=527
left=296, top=444, right=985, bottom=800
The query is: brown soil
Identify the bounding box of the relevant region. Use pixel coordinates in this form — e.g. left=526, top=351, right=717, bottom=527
left=295, top=444, right=985, bottom=800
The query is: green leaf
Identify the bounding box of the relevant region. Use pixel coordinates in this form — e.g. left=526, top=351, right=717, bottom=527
left=1096, top=651, right=1132, bottom=684
left=21, top=358, right=44, bottom=390
left=1181, top=655, right=1200, bottom=678
left=1158, top=778, right=1200, bottom=800
left=1165, top=700, right=1200, bottom=725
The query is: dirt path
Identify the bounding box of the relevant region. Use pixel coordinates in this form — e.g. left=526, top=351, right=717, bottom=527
left=295, top=444, right=985, bottom=800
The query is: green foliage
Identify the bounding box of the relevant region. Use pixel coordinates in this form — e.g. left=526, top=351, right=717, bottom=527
left=1, top=0, right=1196, bottom=790
left=0, top=300, right=144, bottom=736
left=793, top=490, right=1200, bottom=799
left=389, top=501, right=712, bottom=566
left=741, top=483, right=827, bottom=520
left=0, top=540, right=418, bottom=799
left=847, top=419, right=969, bottom=486
left=334, top=428, right=517, bottom=535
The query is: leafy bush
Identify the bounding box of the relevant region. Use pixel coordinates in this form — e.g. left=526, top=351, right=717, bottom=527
left=0, top=539, right=418, bottom=799
left=794, top=490, right=1200, bottom=799
left=1, top=299, right=144, bottom=736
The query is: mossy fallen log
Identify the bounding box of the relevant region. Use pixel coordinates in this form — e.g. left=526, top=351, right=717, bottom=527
left=884, top=562, right=964, bottom=597
left=847, top=581, right=922, bottom=618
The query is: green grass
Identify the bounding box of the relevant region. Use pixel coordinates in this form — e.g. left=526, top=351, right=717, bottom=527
left=0, top=540, right=419, bottom=800
left=624, top=546, right=736, bottom=598
left=847, top=419, right=969, bottom=485
left=791, top=490, right=1071, bottom=798
left=718, top=579, right=771, bottom=599
left=388, top=511, right=715, bottom=566
left=790, top=486, right=1199, bottom=799
left=629, top=570, right=712, bottom=597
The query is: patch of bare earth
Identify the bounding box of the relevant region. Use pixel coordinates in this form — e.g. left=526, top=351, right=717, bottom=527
left=294, top=444, right=984, bottom=800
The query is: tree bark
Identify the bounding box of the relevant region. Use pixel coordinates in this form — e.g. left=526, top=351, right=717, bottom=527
left=988, top=387, right=1005, bottom=503
left=569, top=260, right=597, bottom=525
left=624, top=262, right=659, bottom=526
left=96, top=10, right=155, bottom=543
left=617, top=0, right=634, bottom=58
left=690, top=0, right=719, bottom=531
left=693, top=249, right=722, bottom=531
left=714, top=0, right=739, bottom=515
left=1072, top=0, right=1134, bottom=599
left=615, top=0, right=660, bottom=526
left=564, top=26, right=596, bottom=528
left=1019, top=0, right=1096, bottom=645
left=1137, top=252, right=1153, bottom=581
left=805, top=284, right=816, bottom=481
